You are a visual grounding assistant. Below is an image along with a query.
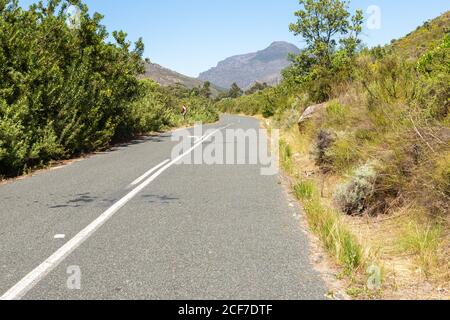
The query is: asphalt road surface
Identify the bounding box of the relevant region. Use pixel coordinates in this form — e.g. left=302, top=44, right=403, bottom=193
left=0, top=115, right=326, bottom=300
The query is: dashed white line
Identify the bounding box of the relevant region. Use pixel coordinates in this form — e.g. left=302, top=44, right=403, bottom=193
left=53, top=234, right=66, bottom=240
left=0, top=124, right=231, bottom=300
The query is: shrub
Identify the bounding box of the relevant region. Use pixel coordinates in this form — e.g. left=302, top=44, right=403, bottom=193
left=0, top=0, right=144, bottom=176
left=186, top=96, right=219, bottom=123
left=261, top=102, right=276, bottom=118
left=130, top=81, right=175, bottom=133
left=291, top=179, right=365, bottom=273
left=325, top=134, right=361, bottom=172
left=433, top=152, right=450, bottom=197
left=314, top=129, right=336, bottom=171
left=334, top=163, right=377, bottom=215
left=417, top=34, right=450, bottom=120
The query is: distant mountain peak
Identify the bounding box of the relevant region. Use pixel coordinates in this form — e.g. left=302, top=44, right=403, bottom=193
left=198, top=41, right=300, bottom=90
left=269, top=41, right=296, bottom=47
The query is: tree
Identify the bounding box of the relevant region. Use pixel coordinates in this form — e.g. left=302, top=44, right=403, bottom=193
left=245, top=82, right=269, bottom=95
left=289, top=0, right=363, bottom=64
left=200, top=81, right=212, bottom=98
left=285, top=0, right=364, bottom=101
left=228, top=83, right=243, bottom=99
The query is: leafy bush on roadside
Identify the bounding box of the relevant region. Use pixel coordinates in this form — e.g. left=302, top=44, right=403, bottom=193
left=0, top=0, right=144, bottom=176
left=130, top=80, right=175, bottom=133
left=0, top=1, right=218, bottom=177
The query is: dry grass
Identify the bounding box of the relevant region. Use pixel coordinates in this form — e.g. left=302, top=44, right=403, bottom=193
left=276, top=118, right=449, bottom=299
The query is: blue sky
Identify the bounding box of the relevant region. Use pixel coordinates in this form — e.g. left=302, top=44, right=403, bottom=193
left=19, top=0, right=449, bottom=77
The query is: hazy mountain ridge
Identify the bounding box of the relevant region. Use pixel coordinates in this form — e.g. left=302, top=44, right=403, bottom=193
left=142, top=62, right=204, bottom=88
left=198, top=41, right=300, bottom=90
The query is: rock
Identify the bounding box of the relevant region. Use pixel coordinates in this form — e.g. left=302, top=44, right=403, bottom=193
left=298, top=103, right=327, bottom=131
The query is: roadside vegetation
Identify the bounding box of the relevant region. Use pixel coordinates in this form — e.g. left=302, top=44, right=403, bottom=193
left=0, top=0, right=218, bottom=178
left=216, top=0, right=449, bottom=299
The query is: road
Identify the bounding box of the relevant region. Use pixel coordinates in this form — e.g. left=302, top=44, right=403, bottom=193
left=0, top=115, right=326, bottom=300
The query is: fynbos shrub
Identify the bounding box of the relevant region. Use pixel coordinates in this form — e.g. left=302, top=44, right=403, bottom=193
left=334, top=163, right=377, bottom=215
left=314, top=129, right=336, bottom=171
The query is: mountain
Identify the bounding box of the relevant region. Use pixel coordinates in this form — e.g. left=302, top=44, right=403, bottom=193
left=198, top=41, right=300, bottom=90
left=142, top=62, right=223, bottom=95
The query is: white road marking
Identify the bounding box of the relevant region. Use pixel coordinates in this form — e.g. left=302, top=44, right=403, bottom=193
left=0, top=124, right=231, bottom=300
left=53, top=234, right=66, bottom=239
left=129, top=159, right=170, bottom=187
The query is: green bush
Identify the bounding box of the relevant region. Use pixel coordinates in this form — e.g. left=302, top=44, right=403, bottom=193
left=130, top=80, right=175, bottom=133
left=325, top=135, right=361, bottom=173
left=400, top=221, right=442, bottom=275
left=261, top=103, right=275, bottom=118
left=0, top=1, right=219, bottom=177
left=184, top=95, right=219, bottom=123
left=417, top=34, right=450, bottom=120
left=0, top=0, right=144, bottom=176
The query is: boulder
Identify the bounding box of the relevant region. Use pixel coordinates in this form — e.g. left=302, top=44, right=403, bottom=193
left=298, top=103, right=326, bottom=131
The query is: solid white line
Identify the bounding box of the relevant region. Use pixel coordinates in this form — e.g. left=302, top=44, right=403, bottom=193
left=129, top=159, right=170, bottom=187
left=0, top=124, right=230, bottom=300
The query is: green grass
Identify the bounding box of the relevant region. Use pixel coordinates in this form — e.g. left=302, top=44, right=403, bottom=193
left=298, top=182, right=364, bottom=274
left=355, top=128, right=377, bottom=142
left=399, top=221, right=443, bottom=276
left=294, top=180, right=316, bottom=200
left=326, top=135, right=361, bottom=173
left=304, top=197, right=363, bottom=274
left=326, top=101, right=349, bottom=128
left=432, top=151, right=450, bottom=196
left=280, top=139, right=294, bottom=174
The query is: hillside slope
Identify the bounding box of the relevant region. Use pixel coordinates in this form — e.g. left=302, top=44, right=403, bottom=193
left=142, top=62, right=223, bottom=96
left=143, top=62, right=203, bottom=88
left=390, top=10, right=450, bottom=58
left=199, top=41, right=300, bottom=90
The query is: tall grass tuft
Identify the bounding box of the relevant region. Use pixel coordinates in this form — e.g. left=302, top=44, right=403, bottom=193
left=304, top=197, right=364, bottom=274
left=300, top=182, right=365, bottom=274
left=294, top=180, right=316, bottom=200
left=399, top=221, right=443, bottom=276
